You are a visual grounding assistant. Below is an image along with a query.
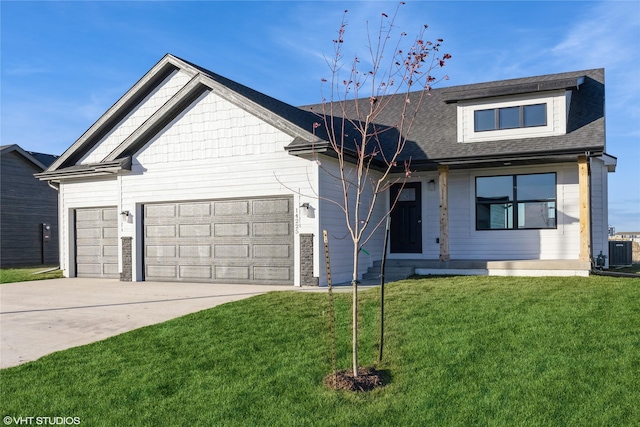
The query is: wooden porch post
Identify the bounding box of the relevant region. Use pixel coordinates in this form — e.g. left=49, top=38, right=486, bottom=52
left=578, top=155, right=591, bottom=262
left=438, top=165, right=450, bottom=262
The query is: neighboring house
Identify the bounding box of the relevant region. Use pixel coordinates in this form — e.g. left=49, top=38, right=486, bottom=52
left=36, top=54, right=615, bottom=285
left=1, top=145, right=59, bottom=267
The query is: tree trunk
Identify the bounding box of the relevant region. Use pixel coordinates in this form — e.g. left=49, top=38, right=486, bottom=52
left=352, top=243, right=359, bottom=377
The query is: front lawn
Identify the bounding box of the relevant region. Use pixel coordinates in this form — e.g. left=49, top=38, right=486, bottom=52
left=0, top=266, right=62, bottom=283
left=1, top=276, right=639, bottom=426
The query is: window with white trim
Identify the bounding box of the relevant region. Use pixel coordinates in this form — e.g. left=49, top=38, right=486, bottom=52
left=474, top=104, right=547, bottom=132
left=476, top=173, right=556, bottom=230
left=456, top=90, right=567, bottom=143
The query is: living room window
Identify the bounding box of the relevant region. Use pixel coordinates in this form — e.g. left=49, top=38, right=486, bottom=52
left=474, top=104, right=547, bottom=132
left=476, top=172, right=556, bottom=230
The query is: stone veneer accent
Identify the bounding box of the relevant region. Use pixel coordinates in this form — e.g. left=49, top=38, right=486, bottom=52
left=300, top=233, right=318, bottom=286
left=120, top=237, right=133, bottom=282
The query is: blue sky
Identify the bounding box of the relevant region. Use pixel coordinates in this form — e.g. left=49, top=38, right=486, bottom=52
left=2, top=0, right=639, bottom=231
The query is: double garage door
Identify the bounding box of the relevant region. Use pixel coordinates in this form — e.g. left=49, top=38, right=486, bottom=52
left=74, top=197, right=294, bottom=284
left=143, top=196, right=294, bottom=285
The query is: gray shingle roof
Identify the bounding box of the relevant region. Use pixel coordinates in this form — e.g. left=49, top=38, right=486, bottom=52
left=43, top=54, right=606, bottom=179
left=174, top=56, right=323, bottom=140
left=295, top=68, right=605, bottom=169
left=26, top=151, right=59, bottom=168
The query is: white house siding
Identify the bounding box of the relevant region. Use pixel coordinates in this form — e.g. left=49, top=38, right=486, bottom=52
left=590, top=158, right=609, bottom=266
left=317, top=159, right=387, bottom=286
left=117, top=90, right=319, bottom=284
left=58, top=177, right=119, bottom=277
left=455, top=164, right=580, bottom=260
left=387, top=163, right=582, bottom=261
left=79, top=70, right=192, bottom=164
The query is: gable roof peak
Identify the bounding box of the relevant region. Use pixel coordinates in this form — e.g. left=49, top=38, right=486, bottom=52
left=1, top=144, right=55, bottom=171
left=45, top=54, right=321, bottom=175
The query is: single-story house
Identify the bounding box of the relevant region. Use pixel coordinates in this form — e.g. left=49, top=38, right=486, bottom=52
left=36, top=54, right=616, bottom=285
left=1, top=144, right=59, bottom=267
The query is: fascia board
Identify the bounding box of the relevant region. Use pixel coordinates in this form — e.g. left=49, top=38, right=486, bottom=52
left=443, top=76, right=586, bottom=104
left=597, top=153, right=617, bottom=172
left=46, top=54, right=197, bottom=172
left=34, top=157, right=131, bottom=181
left=102, top=64, right=323, bottom=163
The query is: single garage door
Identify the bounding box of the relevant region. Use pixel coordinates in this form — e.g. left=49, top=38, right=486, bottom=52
left=75, top=207, right=119, bottom=278
left=143, top=196, right=294, bottom=285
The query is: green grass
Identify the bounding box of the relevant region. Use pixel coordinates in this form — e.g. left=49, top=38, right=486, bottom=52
left=2, top=276, right=639, bottom=426
left=610, top=264, right=640, bottom=274
left=0, top=266, right=63, bottom=283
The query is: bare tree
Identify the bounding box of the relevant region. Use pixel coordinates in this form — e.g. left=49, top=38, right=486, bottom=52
left=311, top=3, right=450, bottom=378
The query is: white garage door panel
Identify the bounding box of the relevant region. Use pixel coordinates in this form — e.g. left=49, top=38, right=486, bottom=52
left=75, top=207, right=119, bottom=278
left=144, top=197, right=294, bottom=285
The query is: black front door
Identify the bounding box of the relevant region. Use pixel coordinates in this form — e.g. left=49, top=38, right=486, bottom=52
left=390, top=182, right=422, bottom=253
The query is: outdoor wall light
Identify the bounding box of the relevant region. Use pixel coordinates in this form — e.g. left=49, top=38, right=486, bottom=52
left=428, top=180, right=436, bottom=191
left=120, top=210, right=131, bottom=221
left=300, top=202, right=313, bottom=218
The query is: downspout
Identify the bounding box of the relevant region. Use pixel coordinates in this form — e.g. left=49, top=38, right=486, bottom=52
left=46, top=181, right=62, bottom=272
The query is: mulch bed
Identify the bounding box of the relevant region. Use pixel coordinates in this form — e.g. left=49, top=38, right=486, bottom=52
left=324, top=367, right=388, bottom=392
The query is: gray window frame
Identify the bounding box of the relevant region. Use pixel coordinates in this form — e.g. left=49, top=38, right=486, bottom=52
left=475, top=172, right=557, bottom=230
left=474, top=103, right=547, bottom=132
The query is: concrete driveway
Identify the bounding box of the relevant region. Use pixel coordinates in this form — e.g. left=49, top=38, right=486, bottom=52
left=0, top=278, right=294, bottom=369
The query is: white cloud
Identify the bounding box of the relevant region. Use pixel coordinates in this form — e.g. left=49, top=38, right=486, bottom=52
left=267, top=1, right=452, bottom=103
left=550, top=1, right=640, bottom=115
left=3, top=63, right=50, bottom=76
left=551, top=2, right=640, bottom=69
left=1, top=94, right=114, bottom=155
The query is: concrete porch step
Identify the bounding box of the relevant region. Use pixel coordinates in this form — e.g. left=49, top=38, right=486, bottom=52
left=362, top=260, right=414, bottom=282
left=360, top=258, right=592, bottom=281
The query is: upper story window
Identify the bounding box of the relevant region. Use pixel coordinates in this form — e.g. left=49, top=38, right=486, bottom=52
left=455, top=90, right=568, bottom=143
left=474, top=104, right=547, bottom=132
